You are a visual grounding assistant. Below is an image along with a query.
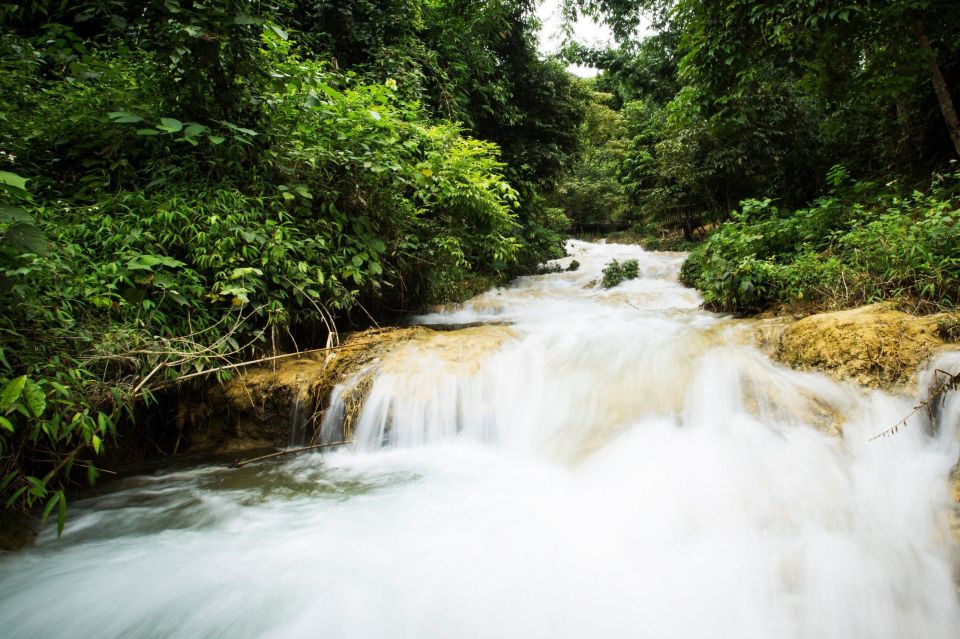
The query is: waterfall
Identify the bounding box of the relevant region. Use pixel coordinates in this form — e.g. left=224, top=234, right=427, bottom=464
left=0, top=240, right=957, bottom=639
left=288, top=391, right=309, bottom=448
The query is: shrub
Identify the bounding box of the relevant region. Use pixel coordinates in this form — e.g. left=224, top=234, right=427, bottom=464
left=602, top=258, right=640, bottom=288
left=680, top=170, right=960, bottom=314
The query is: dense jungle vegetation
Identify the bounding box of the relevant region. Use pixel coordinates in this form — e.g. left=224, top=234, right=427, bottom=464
left=1, top=0, right=959, bottom=529
left=0, top=0, right=585, bottom=527
left=560, top=0, right=960, bottom=315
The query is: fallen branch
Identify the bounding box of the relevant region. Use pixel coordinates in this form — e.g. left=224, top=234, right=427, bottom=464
left=131, top=361, right=165, bottom=397
left=870, top=369, right=960, bottom=441
left=229, top=441, right=353, bottom=468
left=170, top=346, right=342, bottom=384
left=145, top=334, right=393, bottom=390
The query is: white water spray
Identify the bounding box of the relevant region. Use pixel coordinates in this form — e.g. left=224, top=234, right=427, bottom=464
left=1, top=240, right=957, bottom=638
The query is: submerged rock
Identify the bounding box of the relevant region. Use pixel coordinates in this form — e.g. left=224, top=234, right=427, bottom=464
left=0, top=511, right=35, bottom=552
left=774, top=303, right=957, bottom=389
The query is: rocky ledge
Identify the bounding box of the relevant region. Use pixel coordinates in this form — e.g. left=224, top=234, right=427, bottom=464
left=773, top=303, right=958, bottom=390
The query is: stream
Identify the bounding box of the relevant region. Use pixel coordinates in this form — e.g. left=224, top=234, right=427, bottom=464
left=1, top=240, right=958, bottom=638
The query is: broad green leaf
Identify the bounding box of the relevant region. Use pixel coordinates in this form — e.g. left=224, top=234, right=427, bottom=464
left=137, top=128, right=160, bottom=136
left=208, top=135, right=225, bottom=145
left=221, top=121, right=258, bottom=136
left=317, top=84, right=343, bottom=101
left=183, top=123, right=206, bottom=138
left=0, top=205, right=31, bottom=224
left=127, top=255, right=158, bottom=271
left=97, top=412, right=113, bottom=434
left=127, top=254, right=186, bottom=270
left=0, top=416, right=13, bottom=432
left=21, top=379, right=45, bottom=418
left=92, top=434, right=102, bottom=454
left=0, top=376, right=27, bottom=413
left=156, top=117, right=183, bottom=133
left=4, top=222, right=48, bottom=255
left=122, top=287, right=146, bottom=304
left=0, top=171, right=27, bottom=191
left=229, top=267, right=263, bottom=279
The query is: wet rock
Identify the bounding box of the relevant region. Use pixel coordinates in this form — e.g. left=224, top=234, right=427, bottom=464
left=774, top=303, right=956, bottom=389
left=181, top=325, right=516, bottom=454
left=0, top=511, right=36, bottom=551
left=183, top=328, right=430, bottom=453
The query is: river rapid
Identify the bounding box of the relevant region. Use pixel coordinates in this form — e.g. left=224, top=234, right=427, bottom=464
left=1, top=240, right=958, bottom=638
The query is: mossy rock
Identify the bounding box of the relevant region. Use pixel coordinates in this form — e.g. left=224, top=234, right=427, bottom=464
left=775, top=303, right=949, bottom=389
left=184, top=328, right=430, bottom=453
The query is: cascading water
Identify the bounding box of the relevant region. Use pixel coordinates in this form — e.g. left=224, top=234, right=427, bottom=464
left=1, top=240, right=958, bottom=638
left=288, top=392, right=309, bottom=448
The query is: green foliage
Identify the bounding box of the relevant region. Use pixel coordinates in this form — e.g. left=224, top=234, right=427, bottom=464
left=569, top=31, right=680, bottom=108
left=552, top=90, right=636, bottom=230
left=939, top=317, right=960, bottom=343
left=0, top=3, right=585, bottom=524
left=681, top=170, right=960, bottom=313
left=565, top=0, right=960, bottom=244
left=601, top=258, right=639, bottom=288
left=274, top=0, right=585, bottom=266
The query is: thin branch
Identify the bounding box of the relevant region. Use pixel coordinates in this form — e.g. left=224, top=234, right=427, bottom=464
left=229, top=441, right=353, bottom=468
left=148, top=335, right=388, bottom=388
left=131, top=361, right=165, bottom=397
left=869, top=369, right=960, bottom=441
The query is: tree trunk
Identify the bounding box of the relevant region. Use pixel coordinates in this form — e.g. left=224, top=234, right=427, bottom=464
left=915, top=19, right=960, bottom=156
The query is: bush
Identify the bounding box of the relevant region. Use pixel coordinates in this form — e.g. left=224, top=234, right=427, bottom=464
left=602, top=258, right=640, bottom=288
left=680, top=170, right=960, bottom=314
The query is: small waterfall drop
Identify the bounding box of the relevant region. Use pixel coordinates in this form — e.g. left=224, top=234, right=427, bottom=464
left=288, top=391, right=309, bottom=448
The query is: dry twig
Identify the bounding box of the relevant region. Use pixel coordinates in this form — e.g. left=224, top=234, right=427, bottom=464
left=869, top=369, right=960, bottom=441
left=229, top=441, right=353, bottom=468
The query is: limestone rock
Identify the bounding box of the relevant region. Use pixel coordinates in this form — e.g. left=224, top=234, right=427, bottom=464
left=775, top=303, right=951, bottom=389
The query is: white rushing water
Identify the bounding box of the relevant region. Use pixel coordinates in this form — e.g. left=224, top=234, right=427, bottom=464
left=2, top=240, right=959, bottom=638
